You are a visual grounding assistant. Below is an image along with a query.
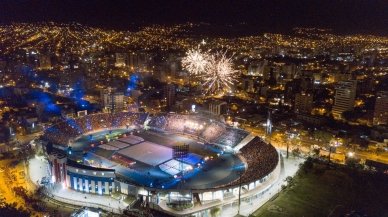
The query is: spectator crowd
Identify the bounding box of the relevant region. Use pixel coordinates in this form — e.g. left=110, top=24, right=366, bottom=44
left=43, top=112, right=147, bottom=145
left=147, top=114, right=249, bottom=147
left=43, top=112, right=278, bottom=189
left=230, top=136, right=279, bottom=186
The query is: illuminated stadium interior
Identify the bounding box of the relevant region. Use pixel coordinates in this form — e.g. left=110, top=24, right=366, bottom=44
left=43, top=112, right=279, bottom=191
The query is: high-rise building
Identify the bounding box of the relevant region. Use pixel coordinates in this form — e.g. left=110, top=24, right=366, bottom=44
left=100, top=88, right=125, bottom=112
left=208, top=100, right=227, bottom=116
left=39, top=55, right=52, bottom=70
left=164, top=84, right=176, bottom=111
left=246, top=60, right=268, bottom=76
left=242, top=77, right=255, bottom=92
left=294, top=92, right=313, bottom=114
left=332, top=80, right=357, bottom=119
left=373, top=91, right=388, bottom=126
left=115, top=53, right=127, bottom=68
left=129, top=52, right=151, bottom=72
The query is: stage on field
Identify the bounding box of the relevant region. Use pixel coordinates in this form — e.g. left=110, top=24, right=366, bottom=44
left=117, top=141, right=172, bottom=166
left=118, top=135, right=144, bottom=145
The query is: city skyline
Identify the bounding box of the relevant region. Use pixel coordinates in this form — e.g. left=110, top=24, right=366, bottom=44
left=0, top=0, right=387, bottom=35
left=0, top=1, right=387, bottom=217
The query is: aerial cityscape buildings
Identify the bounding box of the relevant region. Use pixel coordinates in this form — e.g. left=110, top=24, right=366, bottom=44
left=373, top=91, right=388, bottom=126
left=332, top=80, right=357, bottom=120
left=0, top=1, right=387, bottom=217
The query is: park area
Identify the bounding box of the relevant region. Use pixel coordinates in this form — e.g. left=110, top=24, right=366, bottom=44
left=253, top=158, right=388, bottom=217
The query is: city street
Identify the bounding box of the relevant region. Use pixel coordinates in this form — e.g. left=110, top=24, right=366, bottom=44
left=0, top=158, right=47, bottom=216
left=245, top=126, right=388, bottom=165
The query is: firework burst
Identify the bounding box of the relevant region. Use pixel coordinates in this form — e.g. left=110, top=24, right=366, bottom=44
left=182, top=47, right=237, bottom=95
left=182, top=47, right=209, bottom=75
left=202, top=51, right=237, bottom=94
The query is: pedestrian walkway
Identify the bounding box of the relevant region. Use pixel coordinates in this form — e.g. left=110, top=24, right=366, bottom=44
left=49, top=187, right=127, bottom=214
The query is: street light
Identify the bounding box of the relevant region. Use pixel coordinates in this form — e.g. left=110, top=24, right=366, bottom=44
left=237, top=170, right=243, bottom=215
left=347, top=152, right=354, bottom=158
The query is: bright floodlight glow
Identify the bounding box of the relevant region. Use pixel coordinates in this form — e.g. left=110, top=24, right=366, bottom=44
left=182, top=47, right=209, bottom=75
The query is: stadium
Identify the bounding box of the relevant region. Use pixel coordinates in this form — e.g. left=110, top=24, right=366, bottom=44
left=42, top=112, right=280, bottom=215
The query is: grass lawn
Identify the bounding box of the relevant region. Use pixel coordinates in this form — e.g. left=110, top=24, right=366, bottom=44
left=253, top=159, right=388, bottom=217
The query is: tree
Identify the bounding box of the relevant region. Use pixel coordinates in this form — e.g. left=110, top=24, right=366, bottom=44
left=313, top=130, right=332, bottom=145
left=285, top=176, right=295, bottom=187
left=292, top=148, right=301, bottom=157
left=210, top=207, right=221, bottom=217
left=345, top=157, right=361, bottom=169
left=0, top=198, right=30, bottom=217
left=312, top=147, right=320, bottom=157
left=304, top=157, right=314, bottom=171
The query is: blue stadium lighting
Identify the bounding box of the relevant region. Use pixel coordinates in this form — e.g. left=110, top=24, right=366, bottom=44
left=68, top=146, right=72, bottom=155
left=76, top=99, right=91, bottom=110
left=30, top=90, right=61, bottom=114
left=70, top=80, right=92, bottom=110
left=126, top=74, right=139, bottom=95
left=231, top=163, right=246, bottom=171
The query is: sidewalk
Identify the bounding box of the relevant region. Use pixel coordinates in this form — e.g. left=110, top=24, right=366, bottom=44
left=49, top=187, right=127, bottom=214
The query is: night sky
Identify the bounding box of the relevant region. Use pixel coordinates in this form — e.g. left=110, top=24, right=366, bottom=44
left=0, top=0, right=387, bottom=35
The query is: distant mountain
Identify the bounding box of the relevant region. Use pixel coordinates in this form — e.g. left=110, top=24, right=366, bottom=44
left=0, top=23, right=387, bottom=55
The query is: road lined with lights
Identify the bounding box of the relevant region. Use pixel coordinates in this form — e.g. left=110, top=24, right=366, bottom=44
left=244, top=126, right=388, bottom=164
